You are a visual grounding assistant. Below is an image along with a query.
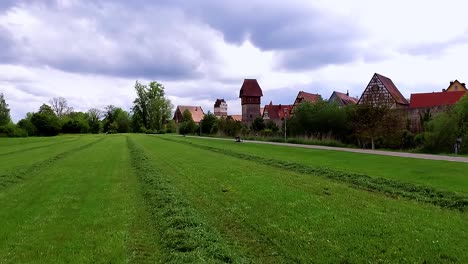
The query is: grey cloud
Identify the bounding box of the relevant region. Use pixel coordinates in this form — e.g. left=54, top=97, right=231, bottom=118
left=402, top=30, right=468, bottom=57
left=1, top=1, right=212, bottom=80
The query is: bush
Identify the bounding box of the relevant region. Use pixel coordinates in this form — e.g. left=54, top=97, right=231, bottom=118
left=0, top=123, right=28, bottom=137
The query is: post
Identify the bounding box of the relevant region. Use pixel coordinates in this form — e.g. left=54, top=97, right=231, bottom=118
left=199, top=120, right=202, bottom=136
left=283, top=107, right=288, bottom=143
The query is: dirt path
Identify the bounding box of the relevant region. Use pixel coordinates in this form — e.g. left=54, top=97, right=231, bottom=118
left=182, top=136, right=468, bottom=163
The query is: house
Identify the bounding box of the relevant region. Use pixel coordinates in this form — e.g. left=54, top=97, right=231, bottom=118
left=239, top=79, right=263, bottom=124
left=290, top=91, right=321, bottom=114
left=408, top=89, right=467, bottom=133
left=262, top=101, right=293, bottom=127
left=328, top=91, right=358, bottom=106
left=214, top=99, right=228, bottom=117
left=444, top=80, right=467, bottom=92
left=173, top=105, right=205, bottom=124
left=358, top=73, right=409, bottom=108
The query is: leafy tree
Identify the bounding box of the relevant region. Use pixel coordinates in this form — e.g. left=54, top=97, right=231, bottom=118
left=31, top=104, right=61, bottom=136
left=103, top=105, right=130, bottom=133
left=289, top=100, right=346, bottom=139
left=179, top=109, right=196, bottom=135
left=132, top=81, right=173, bottom=132
left=265, top=120, right=279, bottom=133
left=0, top=93, right=11, bottom=126
left=251, top=117, right=265, bottom=132
left=200, top=111, right=218, bottom=134
left=61, top=112, right=90, bottom=134
left=17, top=114, right=37, bottom=136
left=49, top=97, right=73, bottom=119
left=218, top=117, right=242, bottom=137
left=348, top=105, right=388, bottom=149
left=87, top=108, right=102, bottom=134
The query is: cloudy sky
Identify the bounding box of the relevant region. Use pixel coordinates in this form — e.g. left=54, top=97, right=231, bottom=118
left=1, top=0, right=467, bottom=121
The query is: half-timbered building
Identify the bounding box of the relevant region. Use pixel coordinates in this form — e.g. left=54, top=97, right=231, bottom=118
left=358, top=73, right=409, bottom=108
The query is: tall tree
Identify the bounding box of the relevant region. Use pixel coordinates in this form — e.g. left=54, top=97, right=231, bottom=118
left=103, top=105, right=130, bottom=133
left=0, top=93, right=11, bottom=126
left=132, top=81, right=173, bottom=132
left=87, top=108, right=102, bottom=134
left=49, top=97, right=73, bottom=119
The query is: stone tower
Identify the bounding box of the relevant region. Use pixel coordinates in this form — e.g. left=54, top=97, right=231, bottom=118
left=214, top=99, right=228, bottom=117
left=239, top=79, right=263, bottom=124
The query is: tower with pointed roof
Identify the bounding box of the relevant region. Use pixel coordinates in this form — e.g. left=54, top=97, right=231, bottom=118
left=239, top=79, right=263, bottom=124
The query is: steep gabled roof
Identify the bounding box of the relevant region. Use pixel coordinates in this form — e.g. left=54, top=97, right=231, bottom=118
left=295, top=91, right=321, bottom=104
left=375, top=73, right=409, bottom=105
left=409, top=91, right=466, bottom=108
left=214, top=99, right=226, bottom=107
left=263, top=101, right=293, bottom=120
left=330, top=91, right=358, bottom=105
left=239, top=79, right=263, bottom=97
left=175, top=105, right=205, bottom=122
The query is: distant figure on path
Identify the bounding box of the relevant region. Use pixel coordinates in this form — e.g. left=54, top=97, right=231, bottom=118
left=455, top=136, right=462, bottom=154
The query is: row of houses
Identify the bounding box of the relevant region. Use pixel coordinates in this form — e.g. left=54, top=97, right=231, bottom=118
left=174, top=73, right=467, bottom=133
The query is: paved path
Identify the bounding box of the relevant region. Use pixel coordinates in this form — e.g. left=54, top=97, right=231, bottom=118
left=181, top=135, right=468, bottom=163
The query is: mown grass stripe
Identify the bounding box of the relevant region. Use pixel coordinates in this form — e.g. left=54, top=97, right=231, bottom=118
left=0, top=138, right=80, bottom=157
left=0, top=137, right=105, bottom=190
left=126, top=136, right=248, bottom=264
left=161, top=137, right=468, bottom=212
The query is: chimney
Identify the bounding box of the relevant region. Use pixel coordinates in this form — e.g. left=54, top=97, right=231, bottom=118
left=346, top=90, right=349, bottom=96
left=442, top=89, right=446, bottom=92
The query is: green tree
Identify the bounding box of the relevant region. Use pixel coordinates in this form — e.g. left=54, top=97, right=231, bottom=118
left=103, top=105, right=130, bottom=133
left=0, top=93, right=11, bottom=126
left=289, top=100, right=346, bottom=139
left=87, top=108, right=102, bottom=134
left=200, top=111, right=218, bottom=134
left=17, top=113, right=37, bottom=136
left=251, top=117, right=265, bottom=132
left=348, top=105, right=388, bottom=149
left=61, top=112, right=90, bottom=134
left=31, top=104, right=61, bottom=136
left=132, top=81, right=173, bottom=132
left=179, top=109, right=196, bottom=135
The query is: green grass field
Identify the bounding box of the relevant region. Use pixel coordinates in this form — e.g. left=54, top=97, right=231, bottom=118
left=1, top=134, right=467, bottom=263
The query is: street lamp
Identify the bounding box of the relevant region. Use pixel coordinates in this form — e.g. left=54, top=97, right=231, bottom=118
left=283, top=107, right=288, bottom=143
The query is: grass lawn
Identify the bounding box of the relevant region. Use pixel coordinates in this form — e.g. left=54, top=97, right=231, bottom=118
left=132, top=135, right=468, bottom=263
left=0, top=135, right=161, bottom=263
left=0, top=134, right=467, bottom=263
left=168, top=135, right=468, bottom=194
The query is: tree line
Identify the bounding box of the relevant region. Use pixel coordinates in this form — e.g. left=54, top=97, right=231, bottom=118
left=0, top=81, right=175, bottom=137
left=2, top=82, right=467, bottom=154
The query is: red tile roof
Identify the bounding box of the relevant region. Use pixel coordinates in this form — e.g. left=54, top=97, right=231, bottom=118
left=375, top=73, right=409, bottom=105
left=263, top=102, right=293, bottom=120
left=175, top=105, right=205, bottom=122
left=229, top=115, right=242, bottom=122
left=295, top=91, right=321, bottom=104
left=409, top=91, right=467, bottom=108
left=331, top=91, right=358, bottom=105
left=239, top=79, right=263, bottom=97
